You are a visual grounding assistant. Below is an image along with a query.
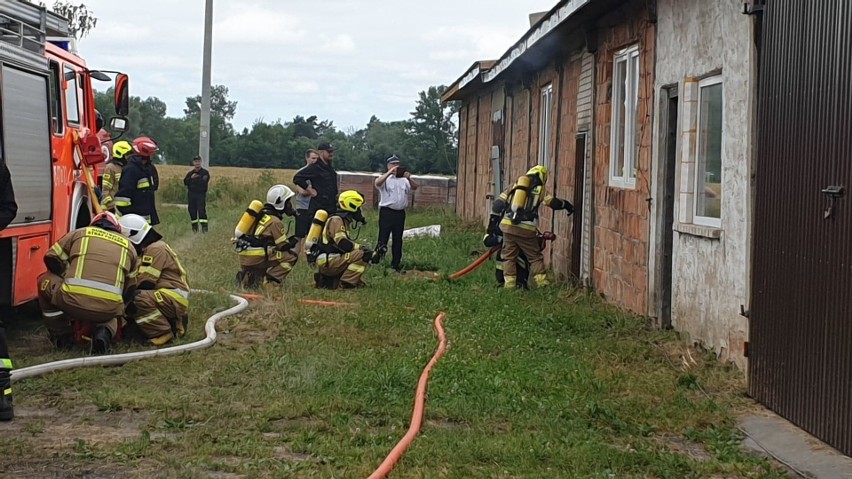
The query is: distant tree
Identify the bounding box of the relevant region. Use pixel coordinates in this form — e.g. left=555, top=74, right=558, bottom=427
left=409, top=85, right=459, bottom=175
left=184, top=85, right=238, bottom=122
left=42, top=2, right=98, bottom=39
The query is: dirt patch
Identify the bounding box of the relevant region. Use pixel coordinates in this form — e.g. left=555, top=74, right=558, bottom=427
left=273, top=445, right=315, bottom=462
left=267, top=416, right=325, bottom=431
left=0, top=405, right=155, bottom=450
left=1, top=405, right=163, bottom=478
left=655, top=434, right=714, bottom=462
left=2, top=461, right=137, bottom=479
left=397, top=270, right=441, bottom=281
left=426, top=418, right=468, bottom=430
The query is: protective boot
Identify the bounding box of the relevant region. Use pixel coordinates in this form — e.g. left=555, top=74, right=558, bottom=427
left=192, top=223, right=199, bottom=233
left=0, top=362, right=12, bottom=421
left=201, top=223, right=208, bottom=233
left=90, top=326, right=113, bottom=355
left=503, top=275, right=517, bottom=289
left=533, top=274, right=550, bottom=287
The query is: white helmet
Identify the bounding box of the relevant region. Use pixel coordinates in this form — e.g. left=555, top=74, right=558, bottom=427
left=266, top=185, right=295, bottom=211
left=118, top=214, right=151, bottom=245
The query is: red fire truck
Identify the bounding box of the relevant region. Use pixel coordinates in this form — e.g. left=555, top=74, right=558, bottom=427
left=0, top=0, right=129, bottom=307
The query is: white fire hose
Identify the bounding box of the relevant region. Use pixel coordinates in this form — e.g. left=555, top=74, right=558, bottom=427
left=10, top=290, right=249, bottom=381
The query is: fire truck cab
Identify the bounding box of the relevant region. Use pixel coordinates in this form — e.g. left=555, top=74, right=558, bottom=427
left=0, top=0, right=129, bottom=307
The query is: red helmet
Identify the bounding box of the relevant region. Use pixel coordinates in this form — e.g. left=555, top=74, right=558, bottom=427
left=132, top=137, right=159, bottom=157
left=91, top=211, right=121, bottom=233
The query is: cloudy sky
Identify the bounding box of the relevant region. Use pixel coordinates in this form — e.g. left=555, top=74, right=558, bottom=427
left=54, top=0, right=557, bottom=131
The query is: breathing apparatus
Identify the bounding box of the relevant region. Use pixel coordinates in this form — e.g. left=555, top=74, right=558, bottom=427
left=507, top=165, right=548, bottom=224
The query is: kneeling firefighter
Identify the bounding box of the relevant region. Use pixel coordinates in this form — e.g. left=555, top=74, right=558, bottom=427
left=308, top=190, right=381, bottom=289
left=490, top=165, right=573, bottom=289
left=235, top=185, right=300, bottom=288
left=118, top=214, right=190, bottom=346
left=37, top=212, right=138, bottom=354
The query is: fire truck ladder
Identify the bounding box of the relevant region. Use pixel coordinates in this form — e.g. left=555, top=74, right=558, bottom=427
left=0, top=0, right=70, bottom=55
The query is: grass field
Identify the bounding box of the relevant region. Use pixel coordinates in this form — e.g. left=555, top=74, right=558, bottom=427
left=0, top=180, right=788, bottom=478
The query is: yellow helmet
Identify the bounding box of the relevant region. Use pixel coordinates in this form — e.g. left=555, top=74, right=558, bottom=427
left=338, top=190, right=365, bottom=213
left=113, top=140, right=133, bottom=160
left=527, top=165, right=549, bottom=184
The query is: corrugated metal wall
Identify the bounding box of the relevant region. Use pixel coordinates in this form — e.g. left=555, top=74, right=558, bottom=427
left=750, top=0, right=852, bottom=456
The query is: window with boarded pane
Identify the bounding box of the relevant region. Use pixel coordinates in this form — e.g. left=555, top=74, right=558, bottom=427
left=610, top=45, right=639, bottom=189
left=694, top=77, right=723, bottom=227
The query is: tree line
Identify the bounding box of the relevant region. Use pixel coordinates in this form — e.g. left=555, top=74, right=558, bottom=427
left=95, top=85, right=460, bottom=175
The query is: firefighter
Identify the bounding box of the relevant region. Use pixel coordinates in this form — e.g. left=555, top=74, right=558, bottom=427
left=313, top=190, right=379, bottom=289
left=236, top=185, right=300, bottom=288
left=115, top=136, right=160, bottom=225
left=0, top=159, right=17, bottom=420
left=483, top=232, right=530, bottom=289
left=483, top=229, right=556, bottom=289
left=100, top=140, right=133, bottom=211
left=37, top=211, right=138, bottom=354
left=184, top=156, right=210, bottom=233
left=490, top=165, right=573, bottom=288
left=118, top=214, right=190, bottom=346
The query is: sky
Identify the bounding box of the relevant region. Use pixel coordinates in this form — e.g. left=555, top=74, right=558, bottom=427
left=53, top=0, right=558, bottom=132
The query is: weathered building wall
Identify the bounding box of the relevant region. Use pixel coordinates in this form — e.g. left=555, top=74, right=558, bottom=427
left=651, top=0, right=756, bottom=368
left=592, top=3, right=656, bottom=314
left=476, top=94, right=493, bottom=220
left=456, top=103, right=470, bottom=218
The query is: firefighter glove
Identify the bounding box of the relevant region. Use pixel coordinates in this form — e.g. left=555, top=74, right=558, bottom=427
left=483, top=233, right=501, bottom=248
left=548, top=197, right=574, bottom=214
left=281, top=235, right=299, bottom=251
left=487, top=214, right=502, bottom=235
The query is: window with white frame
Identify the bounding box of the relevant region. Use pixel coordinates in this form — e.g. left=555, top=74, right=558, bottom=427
left=609, top=45, right=639, bottom=188
left=538, top=83, right=553, bottom=169
left=694, top=77, right=723, bottom=227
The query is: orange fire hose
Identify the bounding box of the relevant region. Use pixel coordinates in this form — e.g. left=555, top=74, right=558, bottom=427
left=368, top=312, right=448, bottom=479
left=449, top=246, right=500, bottom=280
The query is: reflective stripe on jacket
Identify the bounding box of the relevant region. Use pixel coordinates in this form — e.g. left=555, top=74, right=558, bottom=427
left=45, top=227, right=138, bottom=304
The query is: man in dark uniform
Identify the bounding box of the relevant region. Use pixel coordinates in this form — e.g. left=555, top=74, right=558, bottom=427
left=293, top=142, right=338, bottom=215
left=0, top=159, right=17, bottom=420
left=183, top=156, right=210, bottom=233
left=115, top=137, right=160, bottom=225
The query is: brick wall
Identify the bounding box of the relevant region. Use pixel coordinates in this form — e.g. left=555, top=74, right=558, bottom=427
left=338, top=172, right=456, bottom=210
left=591, top=3, right=656, bottom=314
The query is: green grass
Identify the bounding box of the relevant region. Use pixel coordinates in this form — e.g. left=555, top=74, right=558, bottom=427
left=1, top=196, right=788, bottom=478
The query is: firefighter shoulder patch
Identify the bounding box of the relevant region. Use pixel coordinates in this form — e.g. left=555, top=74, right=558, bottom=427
left=142, top=255, right=154, bottom=265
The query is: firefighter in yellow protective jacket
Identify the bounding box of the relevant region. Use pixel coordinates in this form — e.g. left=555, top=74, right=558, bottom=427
left=118, top=214, right=190, bottom=346
left=489, top=165, right=573, bottom=288
left=312, top=190, right=381, bottom=289
left=37, top=212, right=138, bottom=354
left=100, top=140, right=132, bottom=211
left=236, top=185, right=300, bottom=288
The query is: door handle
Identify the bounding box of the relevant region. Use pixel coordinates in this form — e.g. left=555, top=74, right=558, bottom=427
left=821, top=185, right=845, bottom=220
left=821, top=185, right=845, bottom=198
left=30, top=245, right=41, bottom=251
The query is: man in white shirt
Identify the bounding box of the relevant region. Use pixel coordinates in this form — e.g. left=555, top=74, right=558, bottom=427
left=374, top=155, right=417, bottom=272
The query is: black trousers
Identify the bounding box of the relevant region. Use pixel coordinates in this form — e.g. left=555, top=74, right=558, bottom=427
left=188, top=192, right=208, bottom=225
left=377, top=207, right=406, bottom=269
left=295, top=209, right=311, bottom=238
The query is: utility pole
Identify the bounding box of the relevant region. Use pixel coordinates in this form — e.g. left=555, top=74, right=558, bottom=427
left=198, top=0, right=213, bottom=169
